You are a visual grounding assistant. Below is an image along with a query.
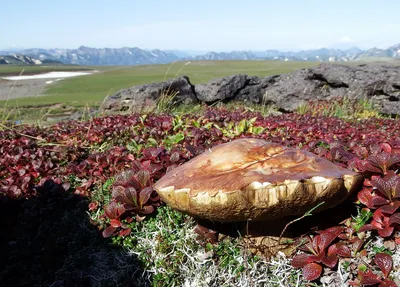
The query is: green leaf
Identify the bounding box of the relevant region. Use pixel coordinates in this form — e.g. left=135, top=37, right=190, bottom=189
left=358, top=264, right=367, bottom=272
left=147, top=138, right=158, bottom=147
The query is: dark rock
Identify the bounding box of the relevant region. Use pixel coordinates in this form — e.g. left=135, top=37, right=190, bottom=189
left=101, top=76, right=197, bottom=112
left=102, top=63, right=400, bottom=116
left=195, top=74, right=248, bottom=103
left=263, top=63, right=400, bottom=114
left=235, top=75, right=278, bottom=104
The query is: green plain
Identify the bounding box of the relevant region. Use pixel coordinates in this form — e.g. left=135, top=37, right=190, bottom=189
left=0, top=61, right=319, bottom=107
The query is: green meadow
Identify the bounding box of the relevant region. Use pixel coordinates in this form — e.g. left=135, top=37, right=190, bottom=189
left=0, top=61, right=319, bottom=107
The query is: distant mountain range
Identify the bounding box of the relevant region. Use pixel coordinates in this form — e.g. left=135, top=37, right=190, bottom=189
left=0, top=54, right=62, bottom=65
left=1, top=44, right=400, bottom=66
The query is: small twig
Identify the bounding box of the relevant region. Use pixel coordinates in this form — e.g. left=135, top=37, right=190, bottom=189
left=278, top=201, right=325, bottom=244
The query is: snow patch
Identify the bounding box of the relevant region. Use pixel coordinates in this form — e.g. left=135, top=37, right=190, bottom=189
left=1, top=71, right=96, bottom=81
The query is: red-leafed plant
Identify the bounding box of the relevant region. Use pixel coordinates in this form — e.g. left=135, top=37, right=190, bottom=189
left=102, top=201, right=126, bottom=238
left=355, top=146, right=400, bottom=176
left=350, top=253, right=397, bottom=286
left=291, top=226, right=351, bottom=281
left=337, top=225, right=366, bottom=256
left=358, top=171, right=400, bottom=237
left=111, top=168, right=161, bottom=216
left=99, top=145, right=191, bottom=238
left=101, top=161, right=163, bottom=238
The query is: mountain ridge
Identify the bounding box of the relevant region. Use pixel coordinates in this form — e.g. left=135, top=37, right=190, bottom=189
left=1, top=44, right=399, bottom=66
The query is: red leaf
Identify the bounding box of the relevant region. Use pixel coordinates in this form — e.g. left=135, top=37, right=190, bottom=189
left=356, top=160, right=382, bottom=174
left=113, top=186, right=138, bottom=207
left=321, top=254, right=338, bottom=268
left=324, top=226, right=343, bottom=235
left=359, top=249, right=368, bottom=257
left=80, top=180, right=93, bottom=189
left=104, top=201, right=125, bottom=219
left=389, top=213, right=400, bottom=226
left=380, top=202, right=400, bottom=215
left=381, top=143, right=392, bottom=153
left=373, top=208, right=387, bottom=225
left=374, top=253, right=393, bottom=278
left=140, top=160, right=151, bottom=171
left=377, top=226, right=394, bottom=238
left=348, top=280, right=361, bottom=286
left=312, top=234, right=320, bottom=254
left=110, top=219, right=121, bottom=228
left=380, top=279, right=398, bottom=287
left=150, top=163, right=164, bottom=174
left=364, top=178, right=374, bottom=187
left=292, top=253, right=312, bottom=268
left=372, top=171, right=400, bottom=201
left=359, top=224, right=376, bottom=232
left=316, top=227, right=342, bottom=252
left=102, top=226, right=117, bottom=238
left=139, top=204, right=155, bottom=215
left=351, top=239, right=365, bottom=254
left=119, top=228, right=131, bottom=237
left=18, top=168, right=26, bottom=176
left=371, top=195, right=390, bottom=208
left=368, top=152, right=400, bottom=174
left=307, top=253, right=324, bottom=263
left=358, top=188, right=375, bottom=208
left=302, top=262, right=323, bottom=281
left=328, top=242, right=351, bottom=258
left=193, top=224, right=218, bottom=243
left=88, top=201, right=98, bottom=211
left=138, top=187, right=154, bottom=207
left=360, top=270, right=383, bottom=285
left=112, top=185, right=127, bottom=201
left=137, top=170, right=150, bottom=187
left=142, top=147, right=163, bottom=159
left=327, top=243, right=338, bottom=256
left=22, top=175, right=31, bottom=184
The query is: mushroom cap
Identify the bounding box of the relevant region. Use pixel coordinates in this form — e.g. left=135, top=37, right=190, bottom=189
left=154, top=138, right=363, bottom=222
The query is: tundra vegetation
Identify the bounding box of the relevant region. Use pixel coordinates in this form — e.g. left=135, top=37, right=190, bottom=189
left=0, top=62, right=400, bottom=287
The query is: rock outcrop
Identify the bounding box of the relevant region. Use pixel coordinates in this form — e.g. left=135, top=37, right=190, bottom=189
left=101, top=63, right=400, bottom=116
left=102, top=76, right=198, bottom=111
left=262, top=63, right=400, bottom=115
left=195, top=74, right=248, bottom=102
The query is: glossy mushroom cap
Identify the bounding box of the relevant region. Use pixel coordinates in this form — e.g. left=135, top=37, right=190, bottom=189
left=154, top=138, right=363, bottom=222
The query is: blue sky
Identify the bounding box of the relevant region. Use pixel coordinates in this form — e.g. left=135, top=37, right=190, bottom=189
left=2, top=0, right=400, bottom=51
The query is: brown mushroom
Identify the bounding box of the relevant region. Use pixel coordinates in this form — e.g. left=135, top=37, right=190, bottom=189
left=154, top=138, right=363, bottom=222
